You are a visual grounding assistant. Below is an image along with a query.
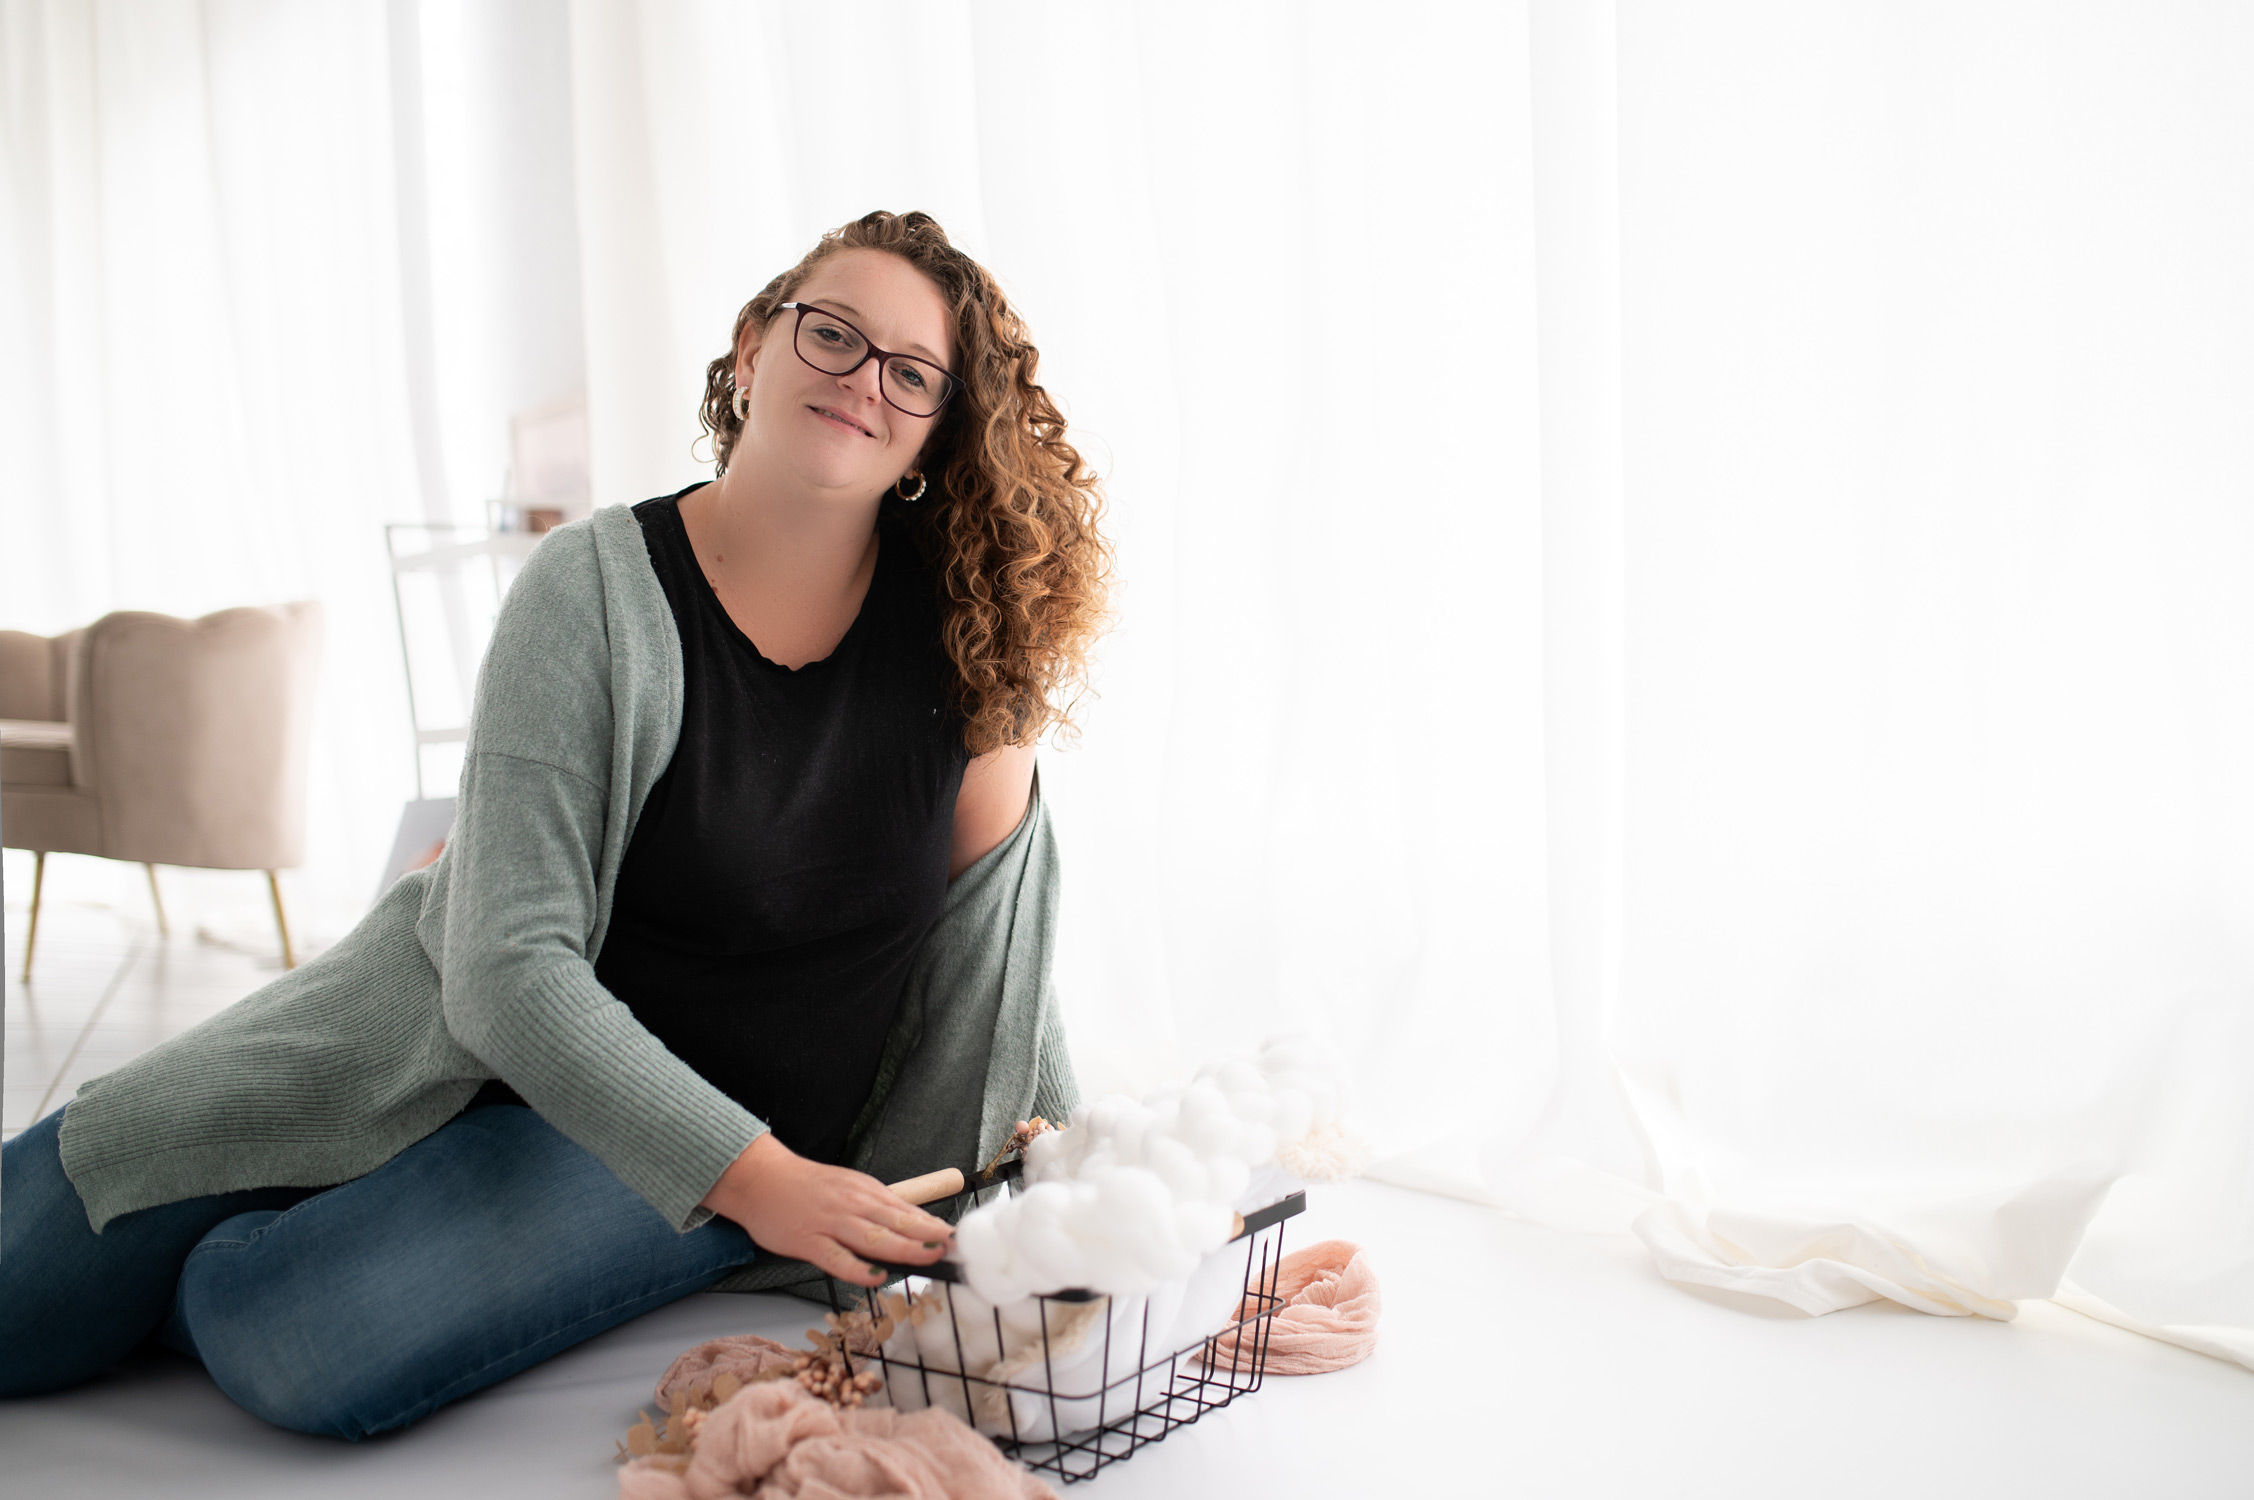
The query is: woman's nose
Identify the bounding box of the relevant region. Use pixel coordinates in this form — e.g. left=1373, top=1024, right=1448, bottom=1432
left=837, top=359, right=885, bottom=404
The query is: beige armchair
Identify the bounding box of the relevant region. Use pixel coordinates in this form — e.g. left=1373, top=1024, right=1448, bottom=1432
left=1, top=603, right=323, bottom=978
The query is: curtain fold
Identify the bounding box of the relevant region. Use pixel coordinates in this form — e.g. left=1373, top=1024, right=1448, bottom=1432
left=1586, top=0, right=2254, bottom=1362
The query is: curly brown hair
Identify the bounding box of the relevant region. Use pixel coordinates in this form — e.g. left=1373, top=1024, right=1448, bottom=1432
left=699, top=211, right=1112, bottom=755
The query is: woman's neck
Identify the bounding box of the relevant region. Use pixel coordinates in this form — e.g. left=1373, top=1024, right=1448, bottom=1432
left=680, top=460, right=882, bottom=670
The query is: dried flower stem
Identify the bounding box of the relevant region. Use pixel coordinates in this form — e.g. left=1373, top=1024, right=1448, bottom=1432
left=979, top=1116, right=1053, bottom=1182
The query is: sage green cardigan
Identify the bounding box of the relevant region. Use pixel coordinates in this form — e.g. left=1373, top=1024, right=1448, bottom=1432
left=57, top=504, right=1079, bottom=1248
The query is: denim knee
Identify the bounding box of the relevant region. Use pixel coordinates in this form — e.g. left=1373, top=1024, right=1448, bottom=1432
left=170, top=1108, right=761, bottom=1438
left=0, top=1110, right=195, bottom=1397
left=175, top=1212, right=380, bottom=1440
left=200, top=1356, right=377, bottom=1442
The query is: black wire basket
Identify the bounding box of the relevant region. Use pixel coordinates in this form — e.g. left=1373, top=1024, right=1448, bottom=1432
left=827, top=1158, right=1308, bottom=1485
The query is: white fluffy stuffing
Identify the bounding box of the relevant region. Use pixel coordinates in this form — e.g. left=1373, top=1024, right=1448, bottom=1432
left=947, top=1036, right=1358, bottom=1305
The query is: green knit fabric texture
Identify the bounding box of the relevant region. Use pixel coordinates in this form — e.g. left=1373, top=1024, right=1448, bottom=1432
left=57, top=504, right=1077, bottom=1237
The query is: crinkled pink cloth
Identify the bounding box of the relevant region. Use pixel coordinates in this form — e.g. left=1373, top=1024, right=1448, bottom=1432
left=1208, top=1238, right=1380, bottom=1374
left=655, top=1335, right=802, bottom=1408
left=618, top=1380, right=1056, bottom=1500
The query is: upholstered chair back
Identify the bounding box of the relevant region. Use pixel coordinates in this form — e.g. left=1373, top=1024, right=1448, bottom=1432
left=70, top=604, right=324, bottom=870
left=0, top=629, right=71, bottom=721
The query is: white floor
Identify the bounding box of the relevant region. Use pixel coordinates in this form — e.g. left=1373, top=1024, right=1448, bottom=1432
left=6, top=863, right=2252, bottom=1498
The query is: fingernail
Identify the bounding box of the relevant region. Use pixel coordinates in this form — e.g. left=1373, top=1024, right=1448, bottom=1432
left=923, top=1241, right=943, bottom=1250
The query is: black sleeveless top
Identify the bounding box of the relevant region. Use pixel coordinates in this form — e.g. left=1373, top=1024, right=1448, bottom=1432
left=576, top=485, right=970, bottom=1165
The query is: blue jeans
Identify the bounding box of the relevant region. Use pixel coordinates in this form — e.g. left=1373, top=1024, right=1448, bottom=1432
left=0, top=1103, right=756, bottom=1439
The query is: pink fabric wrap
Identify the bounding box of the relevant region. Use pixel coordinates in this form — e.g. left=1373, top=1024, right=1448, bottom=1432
left=618, top=1381, right=1056, bottom=1500
left=655, top=1335, right=803, bottom=1408
left=1210, top=1238, right=1380, bottom=1374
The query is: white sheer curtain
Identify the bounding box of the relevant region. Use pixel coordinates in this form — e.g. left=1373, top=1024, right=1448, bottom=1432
left=7, top=0, right=2249, bottom=1373
left=568, top=0, right=2254, bottom=1367
left=0, top=0, right=424, bottom=931
left=1, top=0, right=586, bottom=931
left=1589, top=0, right=2254, bottom=1363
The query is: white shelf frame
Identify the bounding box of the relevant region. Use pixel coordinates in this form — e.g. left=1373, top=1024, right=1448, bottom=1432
left=383, top=522, right=544, bottom=798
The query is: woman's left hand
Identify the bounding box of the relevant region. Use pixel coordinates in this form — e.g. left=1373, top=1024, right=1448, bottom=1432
left=700, top=1131, right=955, bottom=1287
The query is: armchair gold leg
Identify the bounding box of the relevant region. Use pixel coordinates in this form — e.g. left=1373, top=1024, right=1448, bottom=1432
left=266, top=871, right=295, bottom=970
left=145, top=863, right=169, bottom=938
left=20, top=851, right=45, bottom=984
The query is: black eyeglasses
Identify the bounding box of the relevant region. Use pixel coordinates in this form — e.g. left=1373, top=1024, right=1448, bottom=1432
left=777, top=302, right=961, bottom=419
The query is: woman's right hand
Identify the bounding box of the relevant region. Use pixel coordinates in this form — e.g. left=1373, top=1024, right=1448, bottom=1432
left=700, top=1131, right=955, bottom=1287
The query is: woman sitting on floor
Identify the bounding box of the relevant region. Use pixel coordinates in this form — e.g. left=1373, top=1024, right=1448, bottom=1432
left=0, top=210, right=1110, bottom=1440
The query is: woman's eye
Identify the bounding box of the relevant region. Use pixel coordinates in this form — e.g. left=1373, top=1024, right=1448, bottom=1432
left=896, top=364, right=929, bottom=391
left=812, top=325, right=848, bottom=345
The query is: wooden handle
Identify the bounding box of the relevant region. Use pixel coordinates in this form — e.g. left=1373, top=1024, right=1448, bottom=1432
left=887, top=1166, right=965, bottom=1206
left=884, top=1170, right=1251, bottom=1239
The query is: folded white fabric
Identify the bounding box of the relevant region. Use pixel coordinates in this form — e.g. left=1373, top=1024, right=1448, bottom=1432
left=1634, top=1173, right=2116, bottom=1319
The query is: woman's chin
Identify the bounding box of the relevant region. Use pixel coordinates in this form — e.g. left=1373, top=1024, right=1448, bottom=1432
left=762, top=434, right=881, bottom=495
left=790, top=461, right=891, bottom=503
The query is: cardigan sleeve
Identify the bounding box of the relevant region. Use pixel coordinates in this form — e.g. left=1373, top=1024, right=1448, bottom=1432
left=1031, top=1007, right=1083, bottom=1129
left=423, top=522, right=768, bottom=1232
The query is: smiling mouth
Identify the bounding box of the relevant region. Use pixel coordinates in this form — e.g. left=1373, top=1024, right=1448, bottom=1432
left=810, top=405, right=875, bottom=438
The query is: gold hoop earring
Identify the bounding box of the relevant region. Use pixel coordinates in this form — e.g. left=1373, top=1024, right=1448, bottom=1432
left=731, top=384, right=750, bottom=423
left=895, top=471, right=926, bottom=503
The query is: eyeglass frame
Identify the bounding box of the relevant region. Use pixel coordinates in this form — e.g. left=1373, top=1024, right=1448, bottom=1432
left=774, top=302, right=963, bottom=418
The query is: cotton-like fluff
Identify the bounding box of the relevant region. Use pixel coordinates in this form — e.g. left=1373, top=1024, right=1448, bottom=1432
left=877, top=1236, right=1252, bottom=1441
left=948, top=1037, right=1356, bottom=1306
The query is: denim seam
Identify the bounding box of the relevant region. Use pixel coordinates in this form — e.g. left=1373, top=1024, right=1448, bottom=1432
left=182, top=1192, right=331, bottom=1255
left=353, top=1256, right=749, bottom=1439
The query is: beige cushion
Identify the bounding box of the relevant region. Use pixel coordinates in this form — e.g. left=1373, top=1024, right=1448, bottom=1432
left=0, top=718, right=74, bottom=787
left=1, top=785, right=101, bottom=852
